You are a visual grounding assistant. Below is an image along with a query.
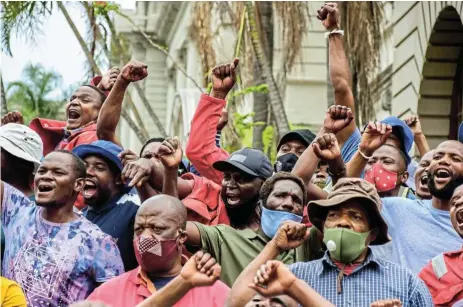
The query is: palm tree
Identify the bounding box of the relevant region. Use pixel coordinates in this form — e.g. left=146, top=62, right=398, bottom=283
left=1, top=71, right=7, bottom=114
left=6, top=63, right=64, bottom=123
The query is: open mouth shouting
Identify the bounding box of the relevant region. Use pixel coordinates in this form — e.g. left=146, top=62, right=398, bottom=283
left=67, top=108, right=81, bottom=125
left=433, top=167, right=452, bottom=186
left=36, top=181, right=55, bottom=199
left=225, top=190, right=241, bottom=206
left=83, top=179, right=98, bottom=199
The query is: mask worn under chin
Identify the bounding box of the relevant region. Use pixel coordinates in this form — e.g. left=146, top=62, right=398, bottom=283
left=323, top=227, right=371, bottom=264
left=364, top=163, right=398, bottom=192
left=133, top=236, right=180, bottom=272
left=274, top=153, right=299, bottom=173
left=261, top=205, right=303, bottom=238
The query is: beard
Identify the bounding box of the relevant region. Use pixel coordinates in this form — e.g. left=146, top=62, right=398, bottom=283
left=222, top=193, right=261, bottom=228
left=428, top=173, right=463, bottom=200
left=84, top=186, right=113, bottom=207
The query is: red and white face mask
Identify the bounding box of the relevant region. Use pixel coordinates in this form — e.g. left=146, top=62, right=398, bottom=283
left=365, top=162, right=398, bottom=192
left=133, top=236, right=179, bottom=272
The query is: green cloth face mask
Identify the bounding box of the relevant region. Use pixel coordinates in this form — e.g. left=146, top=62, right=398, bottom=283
left=323, top=227, right=371, bottom=264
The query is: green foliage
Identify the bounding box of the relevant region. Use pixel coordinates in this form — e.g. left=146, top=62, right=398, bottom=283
left=93, top=1, right=120, bottom=16
left=223, top=112, right=263, bottom=153
left=232, top=84, right=268, bottom=98
left=262, top=125, right=277, bottom=163
left=6, top=63, right=68, bottom=124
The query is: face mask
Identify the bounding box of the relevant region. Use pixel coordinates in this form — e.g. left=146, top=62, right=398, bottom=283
left=364, top=162, right=398, bottom=192
left=323, top=227, right=371, bottom=264
left=133, top=235, right=180, bottom=272
left=261, top=205, right=303, bottom=238
left=274, top=153, right=298, bottom=173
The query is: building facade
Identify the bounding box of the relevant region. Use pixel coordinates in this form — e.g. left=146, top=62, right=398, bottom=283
left=114, top=1, right=463, bottom=154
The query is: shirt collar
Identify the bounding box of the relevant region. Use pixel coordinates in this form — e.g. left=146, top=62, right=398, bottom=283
left=242, top=227, right=271, bottom=243
left=317, top=248, right=386, bottom=276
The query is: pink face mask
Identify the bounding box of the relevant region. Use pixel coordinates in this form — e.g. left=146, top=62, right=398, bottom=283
left=133, top=236, right=179, bottom=272
left=365, top=162, right=398, bottom=192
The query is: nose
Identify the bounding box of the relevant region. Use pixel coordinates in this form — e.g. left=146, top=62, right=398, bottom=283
left=334, top=215, right=352, bottom=229
left=279, top=195, right=295, bottom=212
left=86, top=166, right=96, bottom=177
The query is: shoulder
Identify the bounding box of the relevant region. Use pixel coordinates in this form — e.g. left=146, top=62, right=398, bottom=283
left=288, top=259, right=321, bottom=274
left=182, top=173, right=221, bottom=192
left=381, top=197, right=421, bottom=210
left=3, top=183, right=32, bottom=206
left=89, top=269, right=135, bottom=295
left=75, top=217, right=117, bottom=243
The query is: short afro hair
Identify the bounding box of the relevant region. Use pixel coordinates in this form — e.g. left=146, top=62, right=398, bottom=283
left=82, top=84, right=107, bottom=104
left=140, top=137, right=165, bottom=156
left=54, top=149, right=87, bottom=179
left=259, top=172, right=308, bottom=206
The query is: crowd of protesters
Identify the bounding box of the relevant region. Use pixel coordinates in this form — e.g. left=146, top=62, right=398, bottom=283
left=1, top=3, right=463, bottom=307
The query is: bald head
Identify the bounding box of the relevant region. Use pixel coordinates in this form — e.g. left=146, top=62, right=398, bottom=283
left=137, top=194, right=187, bottom=230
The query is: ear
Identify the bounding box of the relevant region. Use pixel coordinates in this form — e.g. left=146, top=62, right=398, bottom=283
left=178, top=229, right=188, bottom=246
left=367, top=228, right=378, bottom=245
left=74, top=178, right=85, bottom=193
left=399, top=171, right=409, bottom=185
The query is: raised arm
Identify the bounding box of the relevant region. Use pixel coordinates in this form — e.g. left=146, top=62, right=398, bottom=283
left=312, top=133, right=345, bottom=185
left=404, top=116, right=430, bottom=157
left=157, top=137, right=183, bottom=198
left=318, top=3, right=356, bottom=147
left=185, top=59, right=239, bottom=184
left=228, top=221, right=309, bottom=307
left=346, top=122, right=392, bottom=177
left=97, top=61, right=147, bottom=145
left=137, top=251, right=224, bottom=307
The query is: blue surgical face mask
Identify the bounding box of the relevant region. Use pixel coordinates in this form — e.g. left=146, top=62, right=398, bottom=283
left=260, top=205, right=303, bottom=238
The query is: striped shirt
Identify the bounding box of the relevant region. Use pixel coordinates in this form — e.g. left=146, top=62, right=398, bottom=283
left=289, top=249, right=433, bottom=307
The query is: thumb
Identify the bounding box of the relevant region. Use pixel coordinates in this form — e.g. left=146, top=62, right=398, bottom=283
left=312, top=142, right=323, bottom=158
left=231, top=58, right=239, bottom=81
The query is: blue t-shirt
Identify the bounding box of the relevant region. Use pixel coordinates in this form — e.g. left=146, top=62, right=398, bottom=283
left=373, top=197, right=462, bottom=274
left=341, top=128, right=361, bottom=163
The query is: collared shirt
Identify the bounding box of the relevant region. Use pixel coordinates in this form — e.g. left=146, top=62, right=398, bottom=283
left=419, top=246, right=463, bottom=306
left=87, top=267, right=230, bottom=307
left=289, top=250, right=433, bottom=307
left=194, top=222, right=323, bottom=287
left=82, top=188, right=140, bottom=271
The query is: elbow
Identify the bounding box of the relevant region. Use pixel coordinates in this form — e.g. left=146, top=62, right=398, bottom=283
left=332, top=79, right=351, bottom=94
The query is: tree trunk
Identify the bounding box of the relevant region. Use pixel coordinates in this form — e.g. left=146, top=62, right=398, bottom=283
left=246, top=2, right=290, bottom=139
left=252, top=2, right=273, bottom=150
left=1, top=73, right=7, bottom=114
left=104, top=14, right=167, bottom=138
left=59, top=2, right=147, bottom=143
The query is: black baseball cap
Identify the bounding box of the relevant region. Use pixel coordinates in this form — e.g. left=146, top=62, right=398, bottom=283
left=213, top=148, right=273, bottom=179
left=277, top=129, right=316, bottom=151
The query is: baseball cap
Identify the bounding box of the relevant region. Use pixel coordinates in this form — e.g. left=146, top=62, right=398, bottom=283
left=458, top=121, right=463, bottom=143
left=0, top=123, right=43, bottom=171
left=308, top=178, right=390, bottom=245
left=277, top=129, right=316, bottom=151
left=380, top=116, right=413, bottom=165
left=213, top=148, right=273, bottom=179
left=73, top=140, right=123, bottom=172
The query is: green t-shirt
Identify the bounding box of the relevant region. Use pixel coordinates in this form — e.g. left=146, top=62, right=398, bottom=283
left=192, top=222, right=323, bottom=287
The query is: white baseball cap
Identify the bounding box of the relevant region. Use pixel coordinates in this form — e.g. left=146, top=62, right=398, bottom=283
left=0, top=123, right=43, bottom=171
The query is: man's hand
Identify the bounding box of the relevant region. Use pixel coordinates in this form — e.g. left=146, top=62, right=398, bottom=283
left=155, top=136, right=183, bottom=170
left=370, top=299, right=402, bottom=307
left=210, top=58, right=239, bottom=100
left=120, top=60, right=148, bottom=83
left=119, top=149, right=140, bottom=167
left=323, top=105, right=354, bottom=134
left=359, top=121, right=393, bottom=156
left=313, top=133, right=341, bottom=162
left=248, top=260, right=297, bottom=297
left=217, top=109, right=229, bottom=131
left=403, top=115, right=423, bottom=137
left=121, top=157, right=154, bottom=188
left=317, top=3, right=340, bottom=31
left=180, top=251, right=221, bottom=288
left=1, top=111, right=24, bottom=125
left=271, top=221, right=309, bottom=252
left=98, top=67, right=120, bottom=91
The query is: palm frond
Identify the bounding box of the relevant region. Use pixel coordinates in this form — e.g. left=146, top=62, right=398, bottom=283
left=341, top=2, right=384, bottom=125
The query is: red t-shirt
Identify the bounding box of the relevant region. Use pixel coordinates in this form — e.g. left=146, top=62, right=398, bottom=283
left=87, top=267, right=230, bottom=307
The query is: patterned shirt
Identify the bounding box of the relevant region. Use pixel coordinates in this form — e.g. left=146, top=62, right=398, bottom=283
left=2, top=183, right=124, bottom=307
left=289, top=250, right=433, bottom=307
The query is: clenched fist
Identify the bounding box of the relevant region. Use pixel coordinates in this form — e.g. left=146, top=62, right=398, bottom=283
left=1, top=111, right=24, bottom=125
left=403, top=115, right=423, bottom=136
left=155, top=136, right=183, bottom=170
left=249, top=260, right=297, bottom=296
left=272, top=221, right=309, bottom=252
left=180, top=251, right=222, bottom=288
left=120, top=60, right=148, bottom=83
left=323, top=105, right=354, bottom=134
left=98, top=67, right=120, bottom=91
left=317, top=3, right=340, bottom=31
left=360, top=121, right=393, bottom=156
left=210, top=58, right=239, bottom=100
left=313, top=133, right=341, bottom=162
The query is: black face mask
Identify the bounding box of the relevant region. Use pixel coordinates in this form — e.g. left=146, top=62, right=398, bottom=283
left=274, top=153, right=298, bottom=173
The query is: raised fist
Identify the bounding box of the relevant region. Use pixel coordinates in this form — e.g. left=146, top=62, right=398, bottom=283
left=403, top=115, right=422, bottom=136
left=1, top=111, right=24, bottom=125
left=118, top=149, right=139, bottom=167
left=360, top=121, right=393, bottom=156
left=370, top=299, right=402, bottom=307
left=323, top=105, right=354, bottom=134
left=98, top=67, right=120, bottom=91
left=210, top=58, right=239, bottom=100
left=317, top=3, right=340, bottom=31
left=121, top=157, right=154, bottom=188
left=180, top=251, right=221, bottom=288
left=248, top=260, right=297, bottom=296
left=120, top=60, right=148, bottom=82
left=313, top=133, right=341, bottom=162
left=155, top=136, right=183, bottom=170
left=272, top=221, right=309, bottom=252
